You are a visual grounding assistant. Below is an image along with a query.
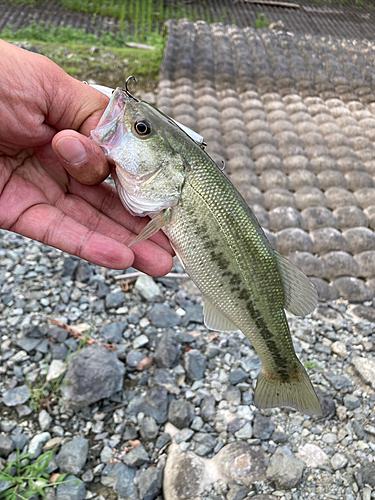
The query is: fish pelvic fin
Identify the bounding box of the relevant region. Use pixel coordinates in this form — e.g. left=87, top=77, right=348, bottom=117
left=254, top=363, right=322, bottom=416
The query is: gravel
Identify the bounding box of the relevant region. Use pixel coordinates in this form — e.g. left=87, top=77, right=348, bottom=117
left=0, top=229, right=375, bottom=499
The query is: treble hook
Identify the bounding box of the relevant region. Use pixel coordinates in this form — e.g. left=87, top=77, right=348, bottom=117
left=123, top=75, right=140, bottom=102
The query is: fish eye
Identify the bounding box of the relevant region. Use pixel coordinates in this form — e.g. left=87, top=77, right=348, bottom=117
left=134, top=119, right=151, bottom=136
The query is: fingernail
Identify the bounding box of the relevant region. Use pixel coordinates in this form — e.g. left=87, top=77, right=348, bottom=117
left=55, top=137, right=87, bottom=164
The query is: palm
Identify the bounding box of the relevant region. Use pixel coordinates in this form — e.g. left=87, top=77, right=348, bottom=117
left=0, top=145, right=173, bottom=276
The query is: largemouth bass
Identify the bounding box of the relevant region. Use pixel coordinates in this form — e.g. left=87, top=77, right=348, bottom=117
left=91, top=85, right=322, bottom=416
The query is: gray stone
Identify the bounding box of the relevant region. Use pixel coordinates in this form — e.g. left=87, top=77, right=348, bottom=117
left=126, top=350, right=145, bottom=369
left=154, top=331, right=180, bottom=368
left=323, top=371, right=352, bottom=390
left=56, top=436, right=88, bottom=475
left=330, top=453, right=348, bottom=470
left=100, top=321, right=127, bottom=343
left=234, top=421, right=253, bottom=439
left=74, top=261, right=92, bottom=282
left=155, top=432, right=171, bottom=450
left=148, top=304, right=180, bottom=328
left=140, top=417, right=159, bottom=440
left=193, top=433, right=217, bottom=456
left=266, top=448, right=305, bottom=489
left=0, top=434, right=14, bottom=458
left=343, top=394, right=361, bottom=410
left=134, top=274, right=161, bottom=301
left=182, top=304, right=204, bottom=326
left=123, top=444, right=149, bottom=468
left=296, top=443, right=329, bottom=468
left=126, top=386, right=168, bottom=424
left=184, top=349, right=207, bottom=380
left=361, top=462, right=375, bottom=487
left=352, top=356, right=375, bottom=390
left=227, top=485, right=249, bottom=500
left=155, top=369, right=180, bottom=395
left=271, top=429, right=288, bottom=444
left=229, top=368, right=249, bottom=385
left=101, top=462, right=136, bottom=498
left=56, top=475, right=86, bottom=500
left=38, top=410, right=52, bottom=431
left=225, top=387, right=241, bottom=406
left=3, top=385, right=30, bottom=406
left=100, top=445, right=113, bottom=463
left=174, top=428, right=194, bottom=444
left=201, top=397, right=216, bottom=422
left=62, top=345, right=125, bottom=410
left=138, top=467, right=162, bottom=500
left=28, top=432, right=51, bottom=459
left=133, top=334, right=149, bottom=349
left=62, top=257, right=78, bottom=277
left=105, top=291, right=125, bottom=309
left=168, top=399, right=194, bottom=429
left=12, top=433, right=29, bottom=451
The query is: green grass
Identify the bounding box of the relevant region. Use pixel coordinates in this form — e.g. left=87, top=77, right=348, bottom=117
left=255, top=12, right=270, bottom=29
left=0, top=450, right=68, bottom=499
left=0, top=22, right=165, bottom=90
left=305, top=360, right=323, bottom=370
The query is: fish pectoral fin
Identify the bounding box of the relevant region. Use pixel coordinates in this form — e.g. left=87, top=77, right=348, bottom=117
left=203, top=298, right=239, bottom=332
left=129, top=210, right=170, bottom=247
left=254, top=363, right=322, bottom=416
left=275, top=252, right=318, bottom=316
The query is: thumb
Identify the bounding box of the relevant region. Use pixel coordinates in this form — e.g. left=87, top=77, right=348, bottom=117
left=52, top=130, right=110, bottom=185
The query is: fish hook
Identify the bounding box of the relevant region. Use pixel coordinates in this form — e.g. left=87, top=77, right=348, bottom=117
left=123, top=75, right=140, bottom=102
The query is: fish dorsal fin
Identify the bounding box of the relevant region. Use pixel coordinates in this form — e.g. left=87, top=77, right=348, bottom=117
left=275, top=252, right=318, bottom=316
left=203, top=298, right=239, bottom=332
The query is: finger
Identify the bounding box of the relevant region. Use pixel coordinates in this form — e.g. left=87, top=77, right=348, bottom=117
left=56, top=191, right=174, bottom=277
left=11, top=202, right=135, bottom=270
left=52, top=131, right=110, bottom=185
left=68, top=178, right=174, bottom=254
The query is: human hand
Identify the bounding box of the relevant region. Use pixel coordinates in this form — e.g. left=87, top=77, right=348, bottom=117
left=0, top=40, right=173, bottom=276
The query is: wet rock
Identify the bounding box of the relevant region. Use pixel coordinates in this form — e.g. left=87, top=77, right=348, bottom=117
left=266, top=448, right=305, bottom=489
left=154, top=331, right=180, bottom=368
left=62, top=345, right=125, bottom=410
left=123, top=444, right=150, bottom=468
left=148, top=304, right=180, bottom=328
left=101, top=462, right=136, bottom=498
left=184, top=349, right=207, bottom=380
left=56, top=436, right=88, bottom=475
left=352, top=356, right=375, bottom=389
left=3, top=385, right=30, bottom=406
left=138, top=467, right=162, bottom=500
left=100, top=321, right=127, bottom=343
left=201, top=397, right=216, bottom=422
left=252, top=414, right=274, bottom=440
left=297, top=443, right=329, bottom=468
left=134, top=274, right=162, bottom=301
left=56, top=475, right=86, bottom=500
left=168, top=399, right=194, bottom=429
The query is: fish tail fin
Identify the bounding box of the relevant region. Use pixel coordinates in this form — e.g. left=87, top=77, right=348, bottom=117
left=254, top=363, right=322, bottom=416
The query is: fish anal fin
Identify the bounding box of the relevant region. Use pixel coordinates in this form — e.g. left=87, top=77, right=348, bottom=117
left=254, top=363, right=322, bottom=416
left=275, top=252, right=318, bottom=316
left=129, top=209, right=170, bottom=247
left=203, top=298, right=238, bottom=333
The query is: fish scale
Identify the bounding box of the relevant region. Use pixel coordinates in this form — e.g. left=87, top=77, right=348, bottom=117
left=91, top=87, right=322, bottom=416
